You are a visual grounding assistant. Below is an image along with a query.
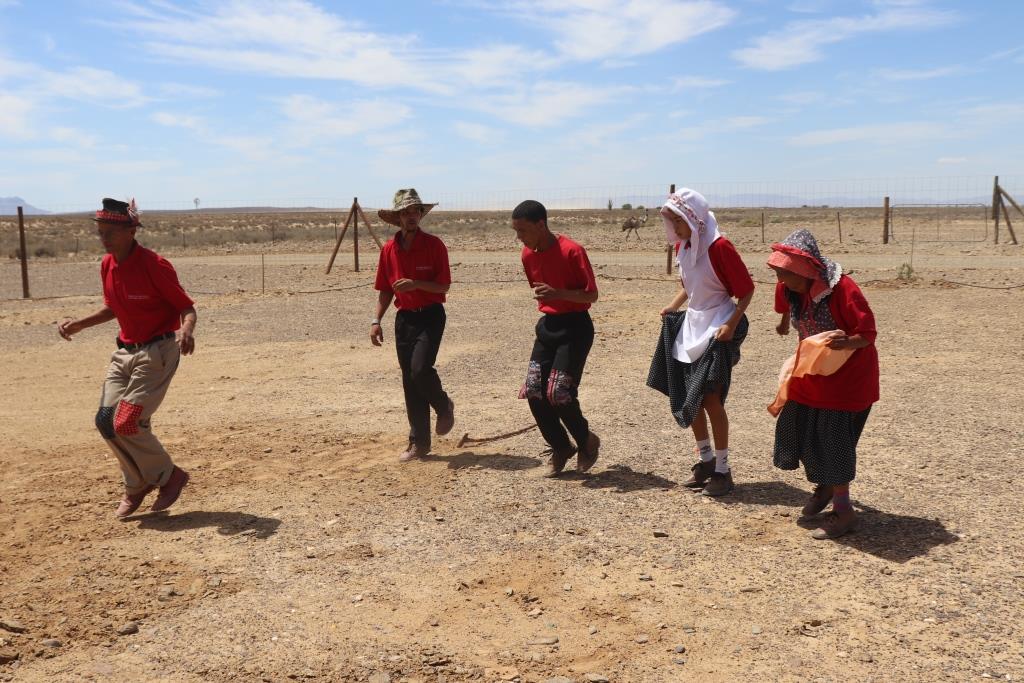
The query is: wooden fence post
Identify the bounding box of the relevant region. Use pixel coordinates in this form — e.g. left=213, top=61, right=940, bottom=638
left=353, top=197, right=360, bottom=272
left=837, top=211, right=843, bottom=243
left=760, top=211, right=765, bottom=243
left=882, top=196, right=890, bottom=244
left=18, top=206, right=30, bottom=298
left=993, top=176, right=1001, bottom=245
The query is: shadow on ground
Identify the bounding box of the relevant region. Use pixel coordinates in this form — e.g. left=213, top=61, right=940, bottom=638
left=135, top=511, right=282, bottom=539
left=426, top=450, right=540, bottom=471
left=835, top=504, right=959, bottom=563
left=575, top=464, right=678, bottom=492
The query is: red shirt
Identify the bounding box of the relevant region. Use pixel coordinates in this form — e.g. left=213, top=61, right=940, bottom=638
left=101, top=243, right=194, bottom=344
left=675, top=237, right=755, bottom=299
left=374, top=230, right=451, bottom=310
left=775, top=277, right=880, bottom=411
left=521, top=234, right=597, bottom=315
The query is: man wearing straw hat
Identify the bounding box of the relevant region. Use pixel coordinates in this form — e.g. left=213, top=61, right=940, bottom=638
left=57, top=198, right=195, bottom=518
left=371, top=188, right=455, bottom=461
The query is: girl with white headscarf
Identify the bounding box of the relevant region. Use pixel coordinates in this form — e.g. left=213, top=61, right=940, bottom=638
left=647, top=188, right=755, bottom=497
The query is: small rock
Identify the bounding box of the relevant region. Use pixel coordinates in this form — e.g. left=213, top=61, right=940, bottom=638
left=584, top=674, right=609, bottom=683
left=881, top=567, right=893, bottom=575
left=305, top=547, right=317, bottom=559
left=528, top=608, right=543, bottom=618
left=638, top=574, right=653, bottom=582
left=681, top=626, right=696, bottom=634
left=544, top=677, right=574, bottom=683
left=351, top=595, right=363, bottom=603
left=157, top=586, right=178, bottom=601
left=41, top=638, right=62, bottom=648
left=670, top=581, right=685, bottom=588
left=528, top=636, right=559, bottom=646
left=0, top=650, right=19, bottom=664
left=563, top=584, right=572, bottom=591
left=368, top=673, right=391, bottom=683
left=0, top=619, right=26, bottom=634
left=116, top=621, right=139, bottom=636
left=429, top=618, right=439, bottom=627
left=653, top=530, right=669, bottom=538
left=858, top=654, right=874, bottom=663
left=589, top=626, right=598, bottom=635
left=505, top=587, right=515, bottom=597
left=635, top=635, right=649, bottom=644
left=673, top=658, right=686, bottom=665
left=673, top=645, right=686, bottom=654
left=435, top=516, right=445, bottom=522
left=263, top=447, right=273, bottom=453
left=751, top=625, right=762, bottom=635
left=207, top=577, right=223, bottom=588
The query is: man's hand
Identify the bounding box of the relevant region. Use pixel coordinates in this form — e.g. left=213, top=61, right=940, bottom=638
left=776, top=320, right=790, bottom=336
left=714, top=322, right=735, bottom=342
left=533, top=283, right=559, bottom=300
left=57, top=318, right=81, bottom=341
left=176, top=327, right=196, bottom=355
left=392, top=278, right=417, bottom=293
left=370, top=323, right=384, bottom=346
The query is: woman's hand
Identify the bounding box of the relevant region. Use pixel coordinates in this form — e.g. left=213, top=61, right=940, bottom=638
left=715, top=322, right=735, bottom=342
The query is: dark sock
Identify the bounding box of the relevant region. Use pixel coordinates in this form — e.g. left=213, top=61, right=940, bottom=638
left=832, top=486, right=852, bottom=513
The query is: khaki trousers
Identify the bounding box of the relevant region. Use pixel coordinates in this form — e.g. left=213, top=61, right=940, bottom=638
left=95, top=337, right=180, bottom=494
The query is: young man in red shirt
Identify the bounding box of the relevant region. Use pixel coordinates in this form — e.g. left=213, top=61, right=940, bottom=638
left=58, top=198, right=195, bottom=518
left=371, top=189, right=455, bottom=462
left=512, top=200, right=600, bottom=477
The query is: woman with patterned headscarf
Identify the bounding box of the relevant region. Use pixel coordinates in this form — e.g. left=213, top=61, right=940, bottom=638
left=768, top=229, right=879, bottom=540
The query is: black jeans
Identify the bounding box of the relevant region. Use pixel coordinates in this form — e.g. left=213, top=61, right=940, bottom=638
left=395, top=304, right=449, bottom=449
left=526, top=311, right=594, bottom=453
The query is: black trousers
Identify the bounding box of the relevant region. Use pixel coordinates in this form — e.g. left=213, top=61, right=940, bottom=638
left=395, top=304, right=449, bottom=449
left=526, top=311, right=594, bottom=453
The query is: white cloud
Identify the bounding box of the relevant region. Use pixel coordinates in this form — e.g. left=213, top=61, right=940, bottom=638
left=0, top=93, right=33, bottom=137
left=788, top=121, right=950, bottom=146
left=501, top=0, right=736, bottom=62
left=733, top=4, right=958, bottom=70
left=280, top=95, right=412, bottom=143
left=937, top=156, right=967, bottom=164
left=152, top=111, right=204, bottom=130
left=453, top=121, right=502, bottom=144
left=875, top=65, right=964, bottom=81
left=471, top=81, right=618, bottom=127
left=157, top=82, right=222, bottom=99
left=778, top=91, right=827, bottom=106
left=960, top=102, right=1024, bottom=126
left=50, top=126, right=98, bottom=148
left=671, top=76, right=730, bottom=90
left=565, top=114, right=647, bottom=147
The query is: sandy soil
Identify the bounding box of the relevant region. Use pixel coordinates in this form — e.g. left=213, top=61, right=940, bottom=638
left=1, top=220, right=1023, bottom=682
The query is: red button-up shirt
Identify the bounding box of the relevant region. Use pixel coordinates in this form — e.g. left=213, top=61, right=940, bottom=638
left=374, top=230, right=451, bottom=310
left=101, top=243, right=194, bottom=344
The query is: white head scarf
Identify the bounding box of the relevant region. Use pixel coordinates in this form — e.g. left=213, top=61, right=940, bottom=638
left=662, top=187, right=721, bottom=269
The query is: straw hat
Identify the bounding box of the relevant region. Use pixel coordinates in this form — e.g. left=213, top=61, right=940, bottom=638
left=377, top=188, right=437, bottom=227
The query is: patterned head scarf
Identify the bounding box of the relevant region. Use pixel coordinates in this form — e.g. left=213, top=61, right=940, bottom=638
left=661, top=187, right=721, bottom=269
left=767, top=229, right=842, bottom=303
left=94, top=197, right=141, bottom=228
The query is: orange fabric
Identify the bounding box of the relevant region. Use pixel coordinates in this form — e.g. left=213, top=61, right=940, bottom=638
left=768, top=331, right=855, bottom=416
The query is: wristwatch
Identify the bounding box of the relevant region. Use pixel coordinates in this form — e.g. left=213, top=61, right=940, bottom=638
left=371, top=319, right=381, bottom=326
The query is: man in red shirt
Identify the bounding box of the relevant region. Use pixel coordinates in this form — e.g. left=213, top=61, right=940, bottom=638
left=58, top=198, right=195, bottom=518
left=512, top=200, right=600, bottom=477
left=371, top=189, right=455, bottom=462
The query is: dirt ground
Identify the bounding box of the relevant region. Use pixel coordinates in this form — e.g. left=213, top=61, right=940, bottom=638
left=1, top=216, right=1023, bottom=682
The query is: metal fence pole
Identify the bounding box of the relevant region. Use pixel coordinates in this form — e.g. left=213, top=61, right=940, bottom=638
left=261, top=253, right=265, bottom=295
left=882, top=197, right=890, bottom=244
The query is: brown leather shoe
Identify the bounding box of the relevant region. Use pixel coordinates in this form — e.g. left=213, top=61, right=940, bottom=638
left=683, top=458, right=716, bottom=489
left=435, top=399, right=455, bottom=436
left=576, top=432, right=601, bottom=473
left=800, top=484, right=834, bottom=520
left=701, top=470, right=734, bottom=497
left=811, top=510, right=857, bottom=540
left=544, top=446, right=577, bottom=478
left=116, top=486, right=154, bottom=518
left=151, top=467, right=189, bottom=512
left=399, top=443, right=430, bottom=462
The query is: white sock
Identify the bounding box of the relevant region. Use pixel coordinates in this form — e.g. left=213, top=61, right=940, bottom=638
left=696, top=439, right=713, bottom=462
left=714, top=448, right=730, bottom=474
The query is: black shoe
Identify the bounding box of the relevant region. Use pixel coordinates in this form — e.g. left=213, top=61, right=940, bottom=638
left=799, top=484, right=834, bottom=521
left=701, top=470, right=734, bottom=497
left=683, top=459, right=716, bottom=489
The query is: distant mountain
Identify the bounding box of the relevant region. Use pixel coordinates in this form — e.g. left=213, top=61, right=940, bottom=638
left=0, top=197, right=49, bottom=215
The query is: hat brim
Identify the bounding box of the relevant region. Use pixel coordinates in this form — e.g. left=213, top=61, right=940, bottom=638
left=377, top=203, right=437, bottom=227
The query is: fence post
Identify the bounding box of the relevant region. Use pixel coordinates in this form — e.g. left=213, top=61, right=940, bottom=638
left=882, top=196, right=890, bottom=244
left=353, top=197, right=360, bottom=272
left=993, top=176, right=1001, bottom=245
left=665, top=184, right=675, bottom=275
left=17, top=206, right=30, bottom=298
left=837, top=211, right=843, bottom=243
left=261, top=253, right=265, bottom=295
left=760, top=211, right=765, bottom=243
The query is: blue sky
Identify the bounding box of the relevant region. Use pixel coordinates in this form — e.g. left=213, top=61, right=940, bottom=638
left=1, top=0, right=1022, bottom=210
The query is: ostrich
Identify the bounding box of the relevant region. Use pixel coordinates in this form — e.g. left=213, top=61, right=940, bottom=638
left=621, top=208, right=649, bottom=241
